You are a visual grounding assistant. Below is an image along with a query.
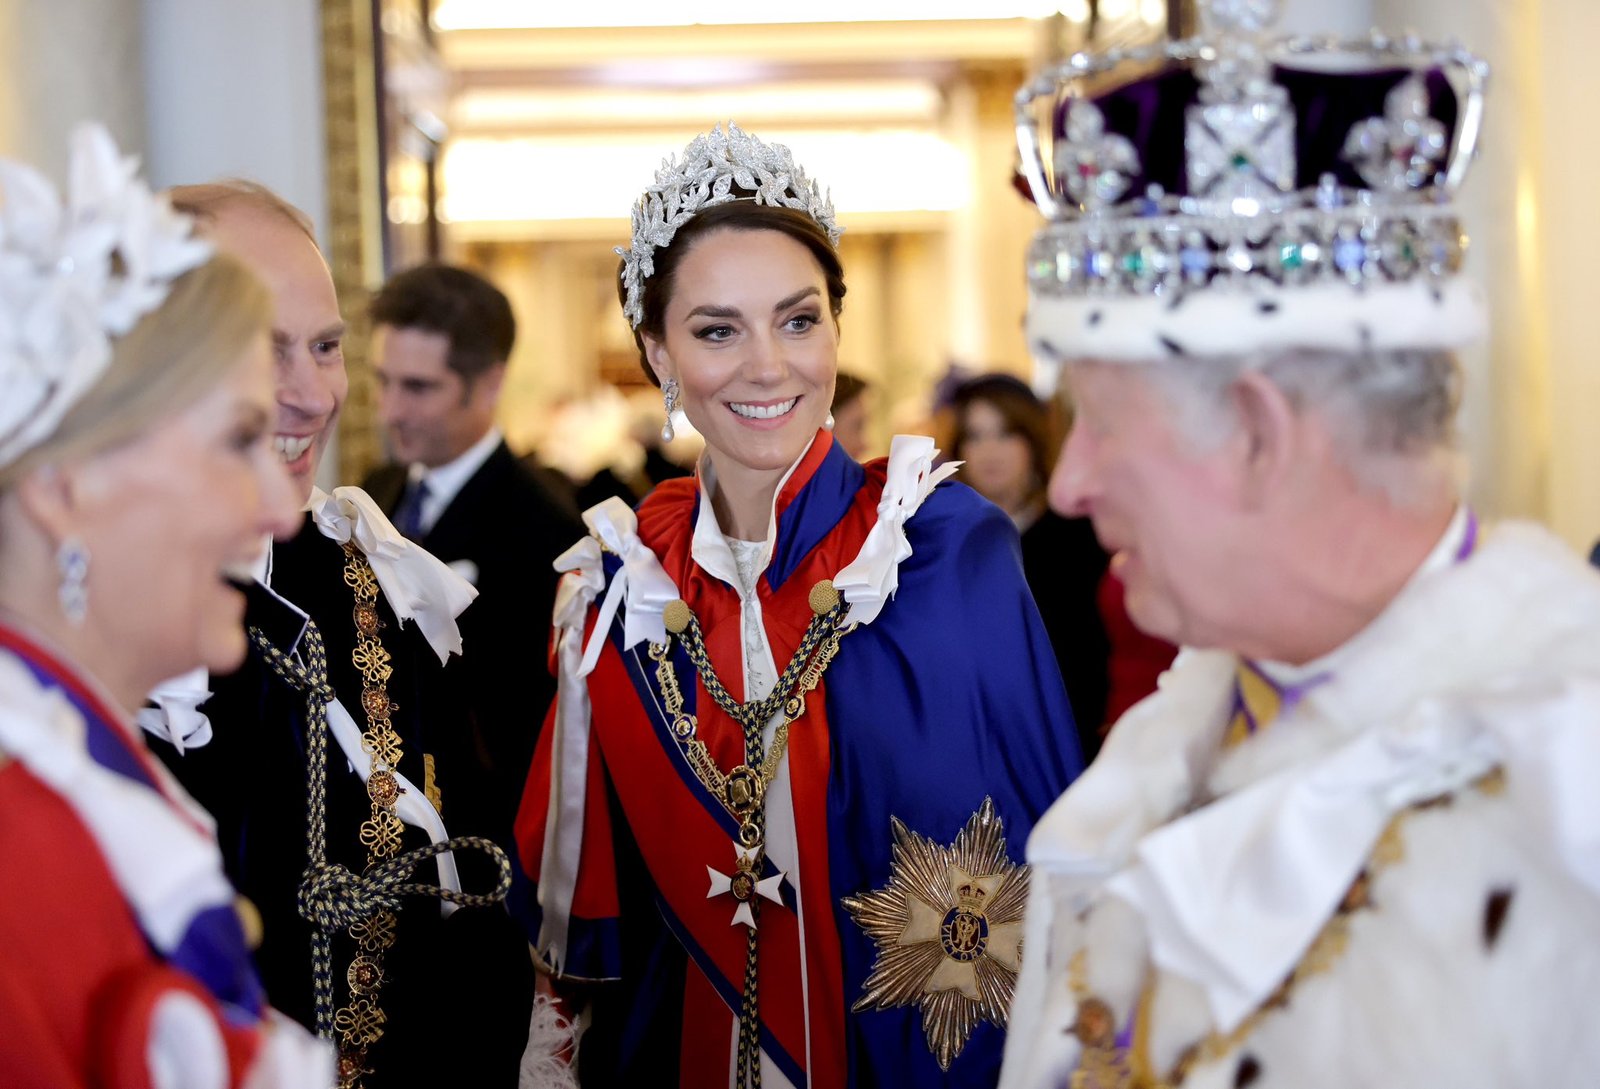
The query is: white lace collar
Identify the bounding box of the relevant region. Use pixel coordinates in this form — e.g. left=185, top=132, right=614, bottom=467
left=690, top=436, right=818, bottom=598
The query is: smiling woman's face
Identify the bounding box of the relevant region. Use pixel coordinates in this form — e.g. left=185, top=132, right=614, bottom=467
left=67, top=333, right=300, bottom=686
left=643, top=227, right=838, bottom=480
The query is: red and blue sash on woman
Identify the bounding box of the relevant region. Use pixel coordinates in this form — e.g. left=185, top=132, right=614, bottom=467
left=514, top=436, right=1084, bottom=1087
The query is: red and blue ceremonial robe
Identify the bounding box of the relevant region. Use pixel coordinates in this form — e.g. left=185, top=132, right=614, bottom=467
left=513, top=433, right=1084, bottom=1087
left=0, top=622, right=331, bottom=1088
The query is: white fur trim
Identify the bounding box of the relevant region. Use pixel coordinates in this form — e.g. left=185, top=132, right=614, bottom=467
left=1006, top=523, right=1600, bottom=1086
left=1028, top=277, right=1486, bottom=363
left=146, top=991, right=227, bottom=1089
left=518, top=992, right=582, bottom=1089
left=241, top=1012, right=335, bottom=1089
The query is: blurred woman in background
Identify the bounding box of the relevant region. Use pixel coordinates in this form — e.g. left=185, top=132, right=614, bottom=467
left=829, top=371, right=873, bottom=460
left=950, top=373, right=1112, bottom=758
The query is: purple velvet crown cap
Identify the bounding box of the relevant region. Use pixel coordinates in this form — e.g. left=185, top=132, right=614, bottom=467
left=1014, top=27, right=1491, bottom=365
left=1031, top=64, right=1460, bottom=205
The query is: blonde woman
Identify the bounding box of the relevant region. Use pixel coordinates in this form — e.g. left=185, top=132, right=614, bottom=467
left=0, top=128, right=329, bottom=1087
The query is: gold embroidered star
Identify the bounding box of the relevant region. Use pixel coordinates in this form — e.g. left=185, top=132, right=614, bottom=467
left=842, top=798, right=1029, bottom=1070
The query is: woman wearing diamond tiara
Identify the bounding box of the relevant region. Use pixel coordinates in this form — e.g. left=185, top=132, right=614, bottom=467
left=0, top=128, right=332, bottom=1086
left=512, top=123, right=1084, bottom=1088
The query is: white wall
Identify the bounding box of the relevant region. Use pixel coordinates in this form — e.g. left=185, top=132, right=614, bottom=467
left=1278, top=0, right=1371, bottom=34
left=142, top=0, right=339, bottom=488
left=1375, top=0, right=1600, bottom=548
left=0, top=0, right=147, bottom=176
left=141, top=0, right=328, bottom=242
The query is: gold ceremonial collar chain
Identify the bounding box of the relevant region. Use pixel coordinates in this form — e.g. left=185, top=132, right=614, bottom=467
left=648, top=577, right=852, bottom=1088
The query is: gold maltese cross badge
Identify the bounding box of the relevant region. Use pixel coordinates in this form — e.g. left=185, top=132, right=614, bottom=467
left=841, top=798, right=1028, bottom=1070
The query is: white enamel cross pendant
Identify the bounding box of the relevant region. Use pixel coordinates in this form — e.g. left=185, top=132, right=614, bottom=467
left=706, top=839, right=785, bottom=929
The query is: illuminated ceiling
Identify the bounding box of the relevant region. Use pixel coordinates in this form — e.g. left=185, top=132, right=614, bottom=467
left=434, top=2, right=1074, bottom=30
left=424, top=5, right=1167, bottom=230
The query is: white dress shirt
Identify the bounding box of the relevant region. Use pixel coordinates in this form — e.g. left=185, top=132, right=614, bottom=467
left=406, top=425, right=503, bottom=538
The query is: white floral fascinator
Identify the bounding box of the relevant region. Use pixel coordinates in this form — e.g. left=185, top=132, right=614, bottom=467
left=0, top=124, right=212, bottom=468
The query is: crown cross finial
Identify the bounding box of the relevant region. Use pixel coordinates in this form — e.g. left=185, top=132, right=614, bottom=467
left=1186, top=93, right=1296, bottom=204
left=955, top=881, right=990, bottom=912
left=1342, top=75, right=1449, bottom=192
left=1055, top=100, right=1141, bottom=210
left=1200, top=0, right=1280, bottom=35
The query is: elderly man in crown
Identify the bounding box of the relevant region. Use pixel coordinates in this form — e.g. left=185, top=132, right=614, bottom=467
left=1000, top=3, right=1600, bottom=1088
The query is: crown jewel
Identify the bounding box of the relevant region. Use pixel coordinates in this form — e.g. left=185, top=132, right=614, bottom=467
left=0, top=124, right=211, bottom=468
left=1015, top=0, right=1488, bottom=328
left=955, top=881, right=990, bottom=913
left=617, top=122, right=842, bottom=328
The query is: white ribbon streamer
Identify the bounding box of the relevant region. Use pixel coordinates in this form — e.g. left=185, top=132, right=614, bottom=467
left=324, top=696, right=462, bottom=915
left=833, top=435, right=960, bottom=628
left=306, top=486, right=477, bottom=665
left=537, top=536, right=607, bottom=969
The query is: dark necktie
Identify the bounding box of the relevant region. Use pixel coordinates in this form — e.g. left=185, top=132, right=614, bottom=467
left=393, top=476, right=430, bottom=541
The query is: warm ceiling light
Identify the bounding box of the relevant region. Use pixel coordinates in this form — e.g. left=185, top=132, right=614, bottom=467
left=434, top=1, right=1067, bottom=31
left=453, top=81, right=945, bottom=130
left=1138, top=0, right=1166, bottom=25
left=441, top=130, right=970, bottom=223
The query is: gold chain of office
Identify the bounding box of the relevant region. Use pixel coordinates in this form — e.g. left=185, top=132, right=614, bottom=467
left=647, top=577, right=853, bottom=1089
left=252, top=545, right=510, bottom=1089
left=333, top=544, right=407, bottom=1088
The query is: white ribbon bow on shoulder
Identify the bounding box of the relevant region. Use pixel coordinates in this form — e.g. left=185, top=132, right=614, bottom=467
left=538, top=507, right=677, bottom=968
left=576, top=497, right=680, bottom=676
left=833, top=435, right=960, bottom=628
left=137, top=667, right=214, bottom=754
left=307, top=486, right=478, bottom=665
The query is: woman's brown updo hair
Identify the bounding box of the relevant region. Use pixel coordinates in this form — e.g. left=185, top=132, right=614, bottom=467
left=620, top=199, right=847, bottom=386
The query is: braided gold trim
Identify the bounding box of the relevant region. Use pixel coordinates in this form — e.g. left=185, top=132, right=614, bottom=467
left=646, top=583, right=851, bottom=1087
left=335, top=543, right=403, bottom=1089
left=648, top=601, right=848, bottom=842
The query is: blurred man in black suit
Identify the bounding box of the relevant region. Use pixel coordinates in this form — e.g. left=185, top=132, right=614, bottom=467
left=362, top=265, right=581, bottom=851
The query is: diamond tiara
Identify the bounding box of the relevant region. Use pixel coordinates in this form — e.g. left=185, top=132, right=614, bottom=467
left=1014, top=1, right=1488, bottom=308
left=617, top=122, right=842, bottom=329
left=0, top=124, right=212, bottom=468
